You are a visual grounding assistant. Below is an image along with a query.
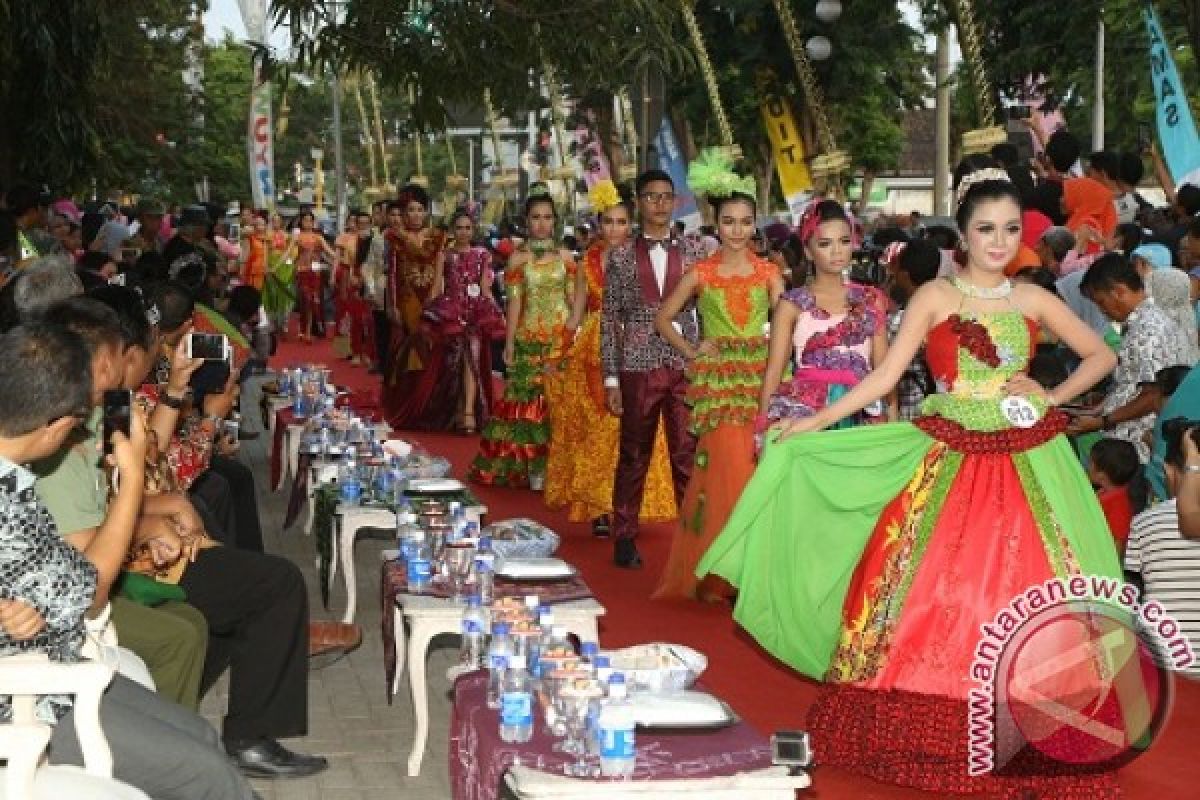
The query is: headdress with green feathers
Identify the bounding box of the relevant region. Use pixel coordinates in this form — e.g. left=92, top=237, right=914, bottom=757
left=687, top=148, right=756, bottom=201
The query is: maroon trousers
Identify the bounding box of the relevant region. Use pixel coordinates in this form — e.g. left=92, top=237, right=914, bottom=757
left=612, top=367, right=695, bottom=541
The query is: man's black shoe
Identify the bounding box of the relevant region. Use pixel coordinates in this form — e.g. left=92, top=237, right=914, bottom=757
left=226, top=738, right=328, bottom=779
left=613, top=538, right=643, bottom=569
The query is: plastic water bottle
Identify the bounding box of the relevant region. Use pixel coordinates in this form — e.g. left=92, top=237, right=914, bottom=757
left=486, top=622, right=513, bottom=709
left=598, top=673, right=636, bottom=778
left=587, top=655, right=613, bottom=755
left=475, top=557, right=495, bottom=606
left=542, top=625, right=571, bottom=671
left=460, top=596, right=487, bottom=668
left=406, top=531, right=431, bottom=593
left=530, top=605, right=555, bottom=678
left=499, top=654, right=534, bottom=744
left=580, top=641, right=599, bottom=667
left=450, top=505, right=468, bottom=541
left=397, top=510, right=422, bottom=566
left=338, top=453, right=362, bottom=506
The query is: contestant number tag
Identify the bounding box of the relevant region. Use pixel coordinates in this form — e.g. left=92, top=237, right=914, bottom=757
left=467, top=283, right=482, bottom=298
left=1001, top=396, right=1039, bottom=428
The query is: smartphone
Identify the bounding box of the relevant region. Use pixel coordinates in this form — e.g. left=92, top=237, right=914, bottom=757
left=186, top=332, right=230, bottom=362
left=770, top=730, right=812, bottom=769
left=222, top=419, right=240, bottom=441
left=102, top=389, right=132, bottom=456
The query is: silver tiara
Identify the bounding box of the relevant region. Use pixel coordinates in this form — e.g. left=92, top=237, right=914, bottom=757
left=955, top=168, right=1012, bottom=206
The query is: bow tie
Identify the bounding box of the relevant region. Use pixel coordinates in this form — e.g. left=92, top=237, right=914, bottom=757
left=645, top=237, right=671, bottom=250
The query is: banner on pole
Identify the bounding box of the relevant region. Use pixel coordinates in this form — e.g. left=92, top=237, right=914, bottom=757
left=248, top=67, right=275, bottom=210
left=653, top=114, right=701, bottom=229
left=1145, top=2, right=1200, bottom=185
left=240, top=0, right=275, bottom=209
left=761, top=95, right=812, bottom=220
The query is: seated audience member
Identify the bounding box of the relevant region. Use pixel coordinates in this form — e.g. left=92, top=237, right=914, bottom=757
left=1073, top=254, right=1192, bottom=460
left=1115, top=222, right=1144, bottom=255
left=1028, top=345, right=1069, bottom=391
left=1036, top=226, right=1076, bottom=272
left=77, top=250, right=119, bottom=290
left=1145, top=267, right=1200, bottom=363
left=35, top=294, right=332, bottom=778
left=11, top=254, right=84, bottom=317
left=1147, top=365, right=1196, bottom=501
left=1132, top=243, right=1173, bottom=273
left=0, top=322, right=257, bottom=800
left=1126, top=418, right=1200, bottom=679
left=1087, top=437, right=1146, bottom=555
left=34, top=297, right=209, bottom=710
left=140, top=281, right=265, bottom=550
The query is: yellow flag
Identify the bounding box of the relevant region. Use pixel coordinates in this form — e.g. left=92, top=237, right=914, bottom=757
left=761, top=96, right=813, bottom=210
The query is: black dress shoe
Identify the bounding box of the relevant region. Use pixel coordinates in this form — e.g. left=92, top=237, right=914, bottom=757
left=591, top=515, right=611, bottom=538
left=613, top=538, right=643, bottom=569
left=226, top=738, right=329, bottom=779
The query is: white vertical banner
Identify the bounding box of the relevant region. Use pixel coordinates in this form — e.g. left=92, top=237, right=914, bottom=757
left=239, top=0, right=275, bottom=209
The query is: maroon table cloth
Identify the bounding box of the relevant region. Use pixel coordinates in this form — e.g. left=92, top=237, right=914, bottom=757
left=381, top=561, right=595, bottom=701
left=448, top=670, right=774, bottom=800
left=269, top=388, right=381, bottom=490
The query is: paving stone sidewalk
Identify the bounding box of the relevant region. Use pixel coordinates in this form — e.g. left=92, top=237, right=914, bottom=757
left=200, top=379, right=457, bottom=799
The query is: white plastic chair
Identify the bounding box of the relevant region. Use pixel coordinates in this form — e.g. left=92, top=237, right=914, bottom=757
left=0, top=653, right=149, bottom=800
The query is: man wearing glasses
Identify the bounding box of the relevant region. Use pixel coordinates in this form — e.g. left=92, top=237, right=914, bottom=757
left=601, top=170, right=703, bottom=568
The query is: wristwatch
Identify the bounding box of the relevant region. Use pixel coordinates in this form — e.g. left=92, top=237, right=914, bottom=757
left=160, top=391, right=186, bottom=410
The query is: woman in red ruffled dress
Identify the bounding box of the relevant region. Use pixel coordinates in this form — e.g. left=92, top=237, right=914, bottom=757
left=699, top=171, right=1139, bottom=798
left=289, top=210, right=337, bottom=342
left=392, top=208, right=505, bottom=431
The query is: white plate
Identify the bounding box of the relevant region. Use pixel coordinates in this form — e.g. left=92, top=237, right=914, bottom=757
left=494, top=557, right=577, bottom=581
left=405, top=478, right=466, bottom=494
left=629, top=691, right=736, bottom=729
left=382, top=439, right=414, bottom=459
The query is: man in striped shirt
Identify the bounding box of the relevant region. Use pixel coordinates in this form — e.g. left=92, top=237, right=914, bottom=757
left=1126, top=417, right=1200, bottom=678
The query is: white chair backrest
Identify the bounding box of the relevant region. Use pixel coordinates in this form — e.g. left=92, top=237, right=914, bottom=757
left=0, top=653, right=115, bottom=800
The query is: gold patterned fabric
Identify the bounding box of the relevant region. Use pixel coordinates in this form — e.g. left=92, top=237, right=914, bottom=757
left=544, top=244, right=678, bottom=522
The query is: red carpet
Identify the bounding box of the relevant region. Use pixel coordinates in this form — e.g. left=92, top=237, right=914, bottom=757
left=275, top=334, right=1200, bottom=799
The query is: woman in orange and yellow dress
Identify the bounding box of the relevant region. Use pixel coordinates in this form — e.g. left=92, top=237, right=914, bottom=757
left=544, top=180, right=677, bottom=535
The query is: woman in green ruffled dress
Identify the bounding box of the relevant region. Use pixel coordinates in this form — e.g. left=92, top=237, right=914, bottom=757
left=652, top=152, right=783, bottom=601
left=468, top=190, right=576, bottom=488
left=697, top=170, right=1133, bottom=797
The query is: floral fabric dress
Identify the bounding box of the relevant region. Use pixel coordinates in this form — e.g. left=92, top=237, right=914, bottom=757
left=697, top=307, right=1128, bottom=798
left=391, top=246, right=506, bottom=431
left=544, top=242, right=677, bottom=523
left=764, top=283, right=888, bottom=430
left=469, top=254, right=573, bottom=487
left=294, top=231, right=326, bottom=332
left=653, top=255, right=773, bottom=600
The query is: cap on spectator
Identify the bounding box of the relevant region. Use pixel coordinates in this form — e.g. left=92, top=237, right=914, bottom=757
left=1131, top=243, right=1173, bottom=270
left=179, top=205, right=210, bottom=228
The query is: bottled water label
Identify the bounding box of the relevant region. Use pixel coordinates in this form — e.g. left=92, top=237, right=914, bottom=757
left=407, top=558, right=431, bottom=586
left=600, top=727, right=635, bottom=759
left=489, top=653, right=508, bottom=671
left=500, top=692, right=533, bottom=727
left=340, top=480, right=362, bottom=504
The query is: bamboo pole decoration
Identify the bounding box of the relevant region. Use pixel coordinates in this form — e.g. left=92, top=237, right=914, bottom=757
left=678, top=1, right=735, bottom=149
left=351, top=73, right=379, bottom=188
left=408, top=84, right=426, bottom=185
left=949, top=0, right=1006, bottom=153
left=617, top=89, right=639, bottom=181
left=366, top=73, right=390, bottom=188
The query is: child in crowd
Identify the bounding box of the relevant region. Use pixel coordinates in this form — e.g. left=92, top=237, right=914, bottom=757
left=1086, top=438, right=1147, bottom=556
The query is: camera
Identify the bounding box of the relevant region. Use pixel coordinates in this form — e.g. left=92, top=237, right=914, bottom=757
left=770, top=730, right=812, bottom=771
left=848, top=245, right=888, bottom=287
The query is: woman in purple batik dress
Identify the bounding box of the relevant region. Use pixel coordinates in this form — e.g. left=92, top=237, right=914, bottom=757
left=758, top=200, right=895, bottom=436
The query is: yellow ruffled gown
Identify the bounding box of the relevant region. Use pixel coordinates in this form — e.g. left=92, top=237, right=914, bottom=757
left=544, top=242, right=677, bottom=523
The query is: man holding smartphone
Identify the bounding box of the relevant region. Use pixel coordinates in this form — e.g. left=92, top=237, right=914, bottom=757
left=36, top=295, right=330, bottom=779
